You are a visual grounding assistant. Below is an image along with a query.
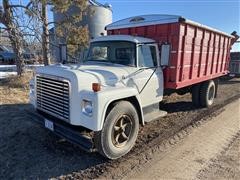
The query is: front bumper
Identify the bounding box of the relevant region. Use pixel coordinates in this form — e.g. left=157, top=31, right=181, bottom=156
left=26, top=110, right=96, bottom=152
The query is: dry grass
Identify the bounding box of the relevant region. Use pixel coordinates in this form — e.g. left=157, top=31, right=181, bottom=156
left=0, top=72, right=33, bottom=105
left=0, top=72, right=33, bottom=89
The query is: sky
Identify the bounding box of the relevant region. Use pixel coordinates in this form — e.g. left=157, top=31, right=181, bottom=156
left=1, top=0, right=239, bottom=51
left=97, top=0, right=240, bottom=51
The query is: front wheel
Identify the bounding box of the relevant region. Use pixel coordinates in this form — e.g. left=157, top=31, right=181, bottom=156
left=94, top=101, right=139, bottom=159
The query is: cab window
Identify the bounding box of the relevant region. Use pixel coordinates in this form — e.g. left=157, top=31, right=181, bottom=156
left=138, top=45, right=157, bottom=67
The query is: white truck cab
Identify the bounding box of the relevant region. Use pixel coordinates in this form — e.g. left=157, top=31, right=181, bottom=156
left=30, top=35, right=169, bottom=159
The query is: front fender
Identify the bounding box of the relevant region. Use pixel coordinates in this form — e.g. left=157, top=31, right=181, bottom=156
left=96, top=87, right=143, bottom=131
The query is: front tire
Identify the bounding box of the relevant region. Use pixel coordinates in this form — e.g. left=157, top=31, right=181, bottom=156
left=94, top=101, right=139, bottom=159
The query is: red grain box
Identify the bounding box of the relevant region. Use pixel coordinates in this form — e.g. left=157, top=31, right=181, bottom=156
left=106, top=15, right=236, bottom=89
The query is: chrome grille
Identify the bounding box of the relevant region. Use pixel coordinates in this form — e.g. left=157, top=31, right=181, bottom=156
left=36, top=75, right=70, bottom=122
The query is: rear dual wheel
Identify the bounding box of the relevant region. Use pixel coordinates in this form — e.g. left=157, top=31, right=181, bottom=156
left=192, top=80, right=216, bottom=108
left=192, top=84, right=201, bottom=107
left=94, top=101, right=139, bottom=160
left=200, top=80, right=216, bottom=107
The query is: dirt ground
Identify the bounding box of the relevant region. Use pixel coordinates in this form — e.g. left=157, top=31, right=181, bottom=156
left=126, top=99, right=240, bottom=179
left=197, top=135, right=240, bottom=180
left=0, top=76, right=239, bottom=179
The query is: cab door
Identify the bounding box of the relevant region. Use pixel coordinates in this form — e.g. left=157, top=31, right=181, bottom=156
left=132, top=44, right=164, bottom=107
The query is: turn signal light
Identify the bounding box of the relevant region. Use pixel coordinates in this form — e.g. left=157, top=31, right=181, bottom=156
left=92, top=83, right=101, bottom=92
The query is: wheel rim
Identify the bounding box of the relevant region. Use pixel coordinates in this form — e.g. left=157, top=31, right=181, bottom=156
left=208, top=85, right=215, bottom=102
left=111, top=114, right=133, bottom=148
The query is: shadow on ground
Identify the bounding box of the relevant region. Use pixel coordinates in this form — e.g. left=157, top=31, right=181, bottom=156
left=0, top=104, right=107, bottom=179
left=161, top=101, right=196, bottom=113
left=0, top=101, right=197, bottom=179
left=0, top=77, right=239, bottom=179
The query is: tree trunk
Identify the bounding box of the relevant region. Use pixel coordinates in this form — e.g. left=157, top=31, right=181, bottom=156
left=42, top=2, right=50, bottom=66
left=9, top=30, right=24, bottom=75
left=3, top=0, right=24, bottom=76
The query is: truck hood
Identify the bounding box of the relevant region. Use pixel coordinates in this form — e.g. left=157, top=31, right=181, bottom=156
left=36, top=62, right=137, bottom=90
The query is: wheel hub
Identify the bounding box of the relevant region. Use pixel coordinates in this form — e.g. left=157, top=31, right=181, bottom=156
left=112, top=114, right=133, bottom=148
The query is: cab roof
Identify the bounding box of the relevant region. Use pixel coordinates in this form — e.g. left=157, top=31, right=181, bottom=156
left=91, top=35, right=155, bottom=44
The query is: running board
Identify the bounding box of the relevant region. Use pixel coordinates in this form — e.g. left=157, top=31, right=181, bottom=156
left=144, top=110, right=167, bottom=123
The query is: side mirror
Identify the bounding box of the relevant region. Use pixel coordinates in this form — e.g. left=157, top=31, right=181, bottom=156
left=59, top=44, right=67, bottom=64
left=82, top=49, right=89, bottom=61
left=160, top=44, right=171, bottom=66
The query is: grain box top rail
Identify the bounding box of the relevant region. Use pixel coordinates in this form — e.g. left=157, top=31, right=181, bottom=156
left=106, top=14, right=234, bottom=38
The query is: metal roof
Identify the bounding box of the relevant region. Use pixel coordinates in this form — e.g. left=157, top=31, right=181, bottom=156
left=88, top=0, right=112, bottom=10
left=91, top=35, right=155, bottom=44
left=89, top=0, right=104, bottom=6
left=106, top=14, right=234, bottom=38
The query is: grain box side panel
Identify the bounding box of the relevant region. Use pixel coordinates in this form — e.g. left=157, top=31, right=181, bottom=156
left=170, top=22, right=232, bottom=89
left=107, top=22, right=232, bottom=90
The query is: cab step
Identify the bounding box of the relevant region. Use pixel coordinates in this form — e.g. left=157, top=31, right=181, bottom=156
left=144, top=110, right=167, bottom=123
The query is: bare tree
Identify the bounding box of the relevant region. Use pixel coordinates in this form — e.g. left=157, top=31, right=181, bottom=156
left=0, top=0, right=90, bottom=76
left=0, top=0, right=27, bottom=75
left=0, top=0, right=42, bottom=75
left=41, top=1, right=50, bottom=65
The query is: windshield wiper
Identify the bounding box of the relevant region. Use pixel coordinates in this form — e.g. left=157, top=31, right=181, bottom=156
left=121, top=66, right=159, bottom=94
left=122, top=66, right=157, bottom=80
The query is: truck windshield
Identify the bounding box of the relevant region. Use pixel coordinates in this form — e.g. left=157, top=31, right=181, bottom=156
left=86, top=41, right=136, bottom=66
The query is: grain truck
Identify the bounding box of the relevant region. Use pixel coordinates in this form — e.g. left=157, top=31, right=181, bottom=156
left=29, top=15, right=238, bottom=159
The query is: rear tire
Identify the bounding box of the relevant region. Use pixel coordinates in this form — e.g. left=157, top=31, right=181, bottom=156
left=199, top=80, right=216, bottom=107
left=192, top=84, right=201, bottom=107
left=94, top=101, right=139, bottom=160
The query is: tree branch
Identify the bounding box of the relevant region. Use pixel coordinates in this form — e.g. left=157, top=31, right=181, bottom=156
left=9, top=1, right=33, bottom=9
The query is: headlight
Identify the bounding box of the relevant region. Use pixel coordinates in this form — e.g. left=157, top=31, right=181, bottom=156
left=82, top=100, right=93, bottom=116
